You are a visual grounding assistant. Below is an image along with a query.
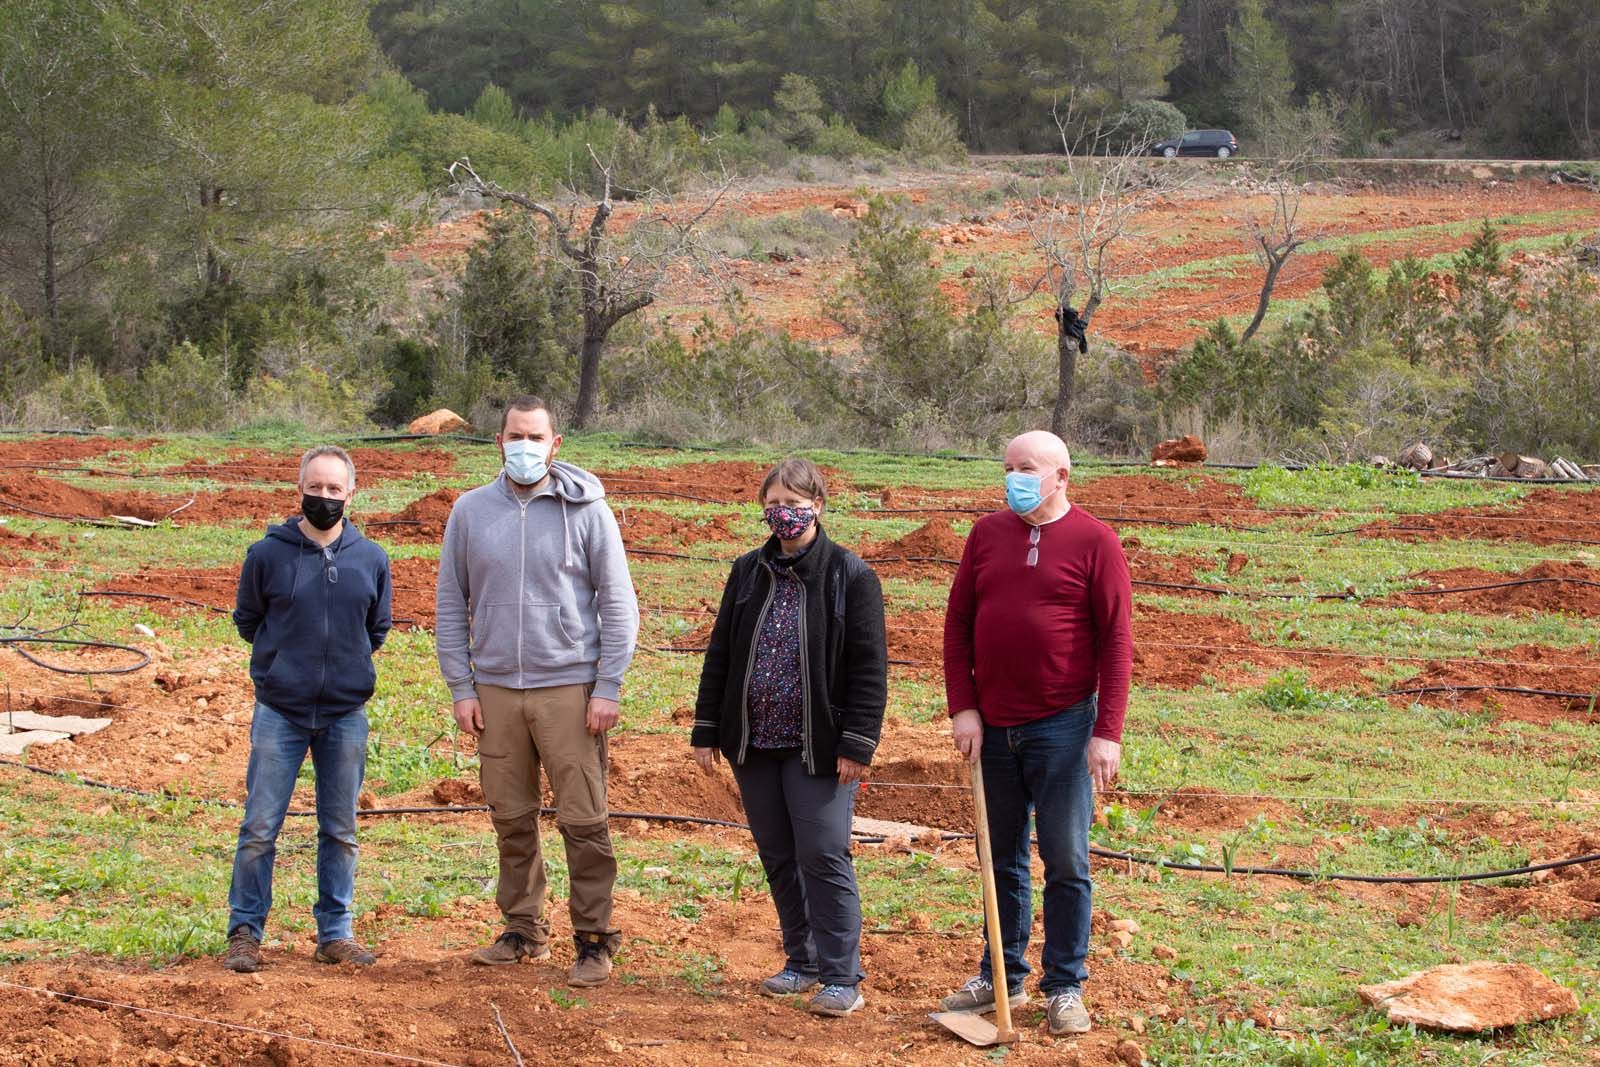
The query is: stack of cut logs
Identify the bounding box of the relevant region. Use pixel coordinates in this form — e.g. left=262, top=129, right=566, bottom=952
left=1378, top=441, right=1596, bottom=480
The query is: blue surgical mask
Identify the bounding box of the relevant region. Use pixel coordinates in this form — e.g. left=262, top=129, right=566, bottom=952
left=1005, top=472, right=1044, bottom=515
left=503, top=439, right=551, bottom=485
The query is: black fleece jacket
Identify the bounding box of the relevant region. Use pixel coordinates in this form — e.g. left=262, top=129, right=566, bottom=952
left=691, top=526, right=887, bottom=774
left=233, top=519, right=392, bottom=729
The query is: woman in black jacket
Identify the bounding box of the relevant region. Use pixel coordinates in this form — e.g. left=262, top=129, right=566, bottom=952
left=691, top=458, right=888, bottom=1017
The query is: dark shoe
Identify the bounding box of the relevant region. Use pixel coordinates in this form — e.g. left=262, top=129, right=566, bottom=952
left=469, top=931, right=551, bottom=966
left=808, top=983, right=865, bottom=1017
left=223, top=930, right=261, bottom=973
left=313, top=938, right=376, bottom=966
left=760, top=967, right=821, bottom=997
left=568, top=931, right=621, bottom=987
left=938, top=974, right=1028, bottom=1014
left=1046, top=989, right=1092, bottom=1035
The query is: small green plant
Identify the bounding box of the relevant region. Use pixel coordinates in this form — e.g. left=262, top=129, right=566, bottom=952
left=548, top=987, right=585, bottom=1010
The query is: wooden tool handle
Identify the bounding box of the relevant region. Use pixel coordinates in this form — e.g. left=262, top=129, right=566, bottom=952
left=971, top=760, right=1016, bottom=1041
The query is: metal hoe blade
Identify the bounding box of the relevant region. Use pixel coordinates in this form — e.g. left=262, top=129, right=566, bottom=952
left=929, top=1010, right=1015, bottom=1047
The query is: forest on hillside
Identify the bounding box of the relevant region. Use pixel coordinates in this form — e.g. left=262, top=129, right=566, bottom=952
left=372, top=0, right=1600, bottom=157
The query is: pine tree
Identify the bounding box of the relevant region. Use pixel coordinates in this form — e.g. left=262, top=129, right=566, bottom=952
left=1226, top=0, right=1293, bottom=138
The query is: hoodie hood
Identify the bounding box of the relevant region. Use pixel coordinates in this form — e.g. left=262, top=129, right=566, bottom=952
left=495, top=462, right=605, bottom=567
left=495, top=460, right=605, bottom=505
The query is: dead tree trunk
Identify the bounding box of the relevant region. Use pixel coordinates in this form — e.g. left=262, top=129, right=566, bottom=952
left=1050, top=294, right=1099, bottom=437
left=1239, top=245, right=1292, bottom=343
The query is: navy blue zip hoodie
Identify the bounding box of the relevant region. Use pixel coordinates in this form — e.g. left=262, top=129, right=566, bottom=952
left=233, top=518, right=393, bottom=730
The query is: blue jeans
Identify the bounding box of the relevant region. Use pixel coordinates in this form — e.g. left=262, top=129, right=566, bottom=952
left=977, top=695, right=1096, bottom=995
left=227, top=702, right=368, bottom=944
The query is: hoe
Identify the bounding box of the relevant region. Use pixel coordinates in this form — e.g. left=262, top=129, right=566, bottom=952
left=929, top=760, right=1018, bottom=1047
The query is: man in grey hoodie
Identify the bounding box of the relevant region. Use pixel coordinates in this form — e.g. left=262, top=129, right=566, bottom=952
left=436, top=395, right=640, bottom=986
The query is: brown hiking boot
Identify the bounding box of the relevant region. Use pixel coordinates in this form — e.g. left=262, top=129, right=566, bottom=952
left=567, top=931, right=621, bottom=987
left=223, top=930, right=261, bottom=973
left=469, top=930, right=551, bottom=966
left=313, top=938, right=376, bottom=966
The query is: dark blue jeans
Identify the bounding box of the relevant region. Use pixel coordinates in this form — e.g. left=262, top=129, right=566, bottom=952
left=227, top=702, right=368, bottom=944
left=732, top=748, right=865, bottom=986
left=977, top=695, right=1096, bottom=996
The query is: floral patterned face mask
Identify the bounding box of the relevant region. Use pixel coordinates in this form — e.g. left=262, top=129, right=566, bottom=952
left=763, top=504, right=816, bottom=540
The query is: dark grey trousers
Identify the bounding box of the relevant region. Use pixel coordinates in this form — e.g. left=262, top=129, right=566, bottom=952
left=731, top=748, right=865, bottom=986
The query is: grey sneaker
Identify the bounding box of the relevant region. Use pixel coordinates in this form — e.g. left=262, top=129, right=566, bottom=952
left=760, top=968, right=821, bottom=997
left=938, top=974, right=1028, bottom=1015
left=1046, top=989, right=1092, bottom=1035
left=808, top=983, right=864, bottom=1017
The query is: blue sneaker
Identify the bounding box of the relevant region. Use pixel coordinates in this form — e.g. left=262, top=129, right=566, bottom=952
left=760, top=968, right=820, bottom=997
left=807, top=983, right=865, bottom=1017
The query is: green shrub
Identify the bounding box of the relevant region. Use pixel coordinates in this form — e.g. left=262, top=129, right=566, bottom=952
left=129, top=342, right=234, bottom=431
left=899, top=106, right=966, bottom=164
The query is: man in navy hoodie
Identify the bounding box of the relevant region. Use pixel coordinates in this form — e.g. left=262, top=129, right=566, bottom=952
left=223, top=445, right=393, bottom=973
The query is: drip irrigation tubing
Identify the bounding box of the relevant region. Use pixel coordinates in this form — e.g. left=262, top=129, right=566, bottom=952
left=1, top=634, right=150, bottom=674
left=81, top=589, right=231, bottom=613
left=6, top=758, right=1600, bottom=884
left=1384, top=684, right=1598, bottom=702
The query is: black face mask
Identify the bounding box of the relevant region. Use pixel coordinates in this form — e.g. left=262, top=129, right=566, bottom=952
left=300, top=493, right=345, bottom=531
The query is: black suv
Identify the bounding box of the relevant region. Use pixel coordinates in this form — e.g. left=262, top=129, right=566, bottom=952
left=1150, top=129, right=1240, bottom=158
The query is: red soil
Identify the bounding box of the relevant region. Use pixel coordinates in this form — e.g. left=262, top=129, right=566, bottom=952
left=370, top=486, right=462, bottom=544
left=1390, top=643, right=1600, bottom=725
left=0, top=435, right=157, bottom=465
left=618, top=506, right=741, bottom=546
left=867, top=475, right=1279, bottom=530
left=594, top=460, right=853, bottom=505
left=1362, top=488, right=1600, bottom=546
left=0, top=472, right=176, bottom=522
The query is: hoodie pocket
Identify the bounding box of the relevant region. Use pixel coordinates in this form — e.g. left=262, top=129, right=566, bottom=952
left=521, top=601, right=580, bottom=665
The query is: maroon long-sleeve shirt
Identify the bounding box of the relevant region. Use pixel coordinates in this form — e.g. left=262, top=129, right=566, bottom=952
left=943, top=505, right=1133, bottom=742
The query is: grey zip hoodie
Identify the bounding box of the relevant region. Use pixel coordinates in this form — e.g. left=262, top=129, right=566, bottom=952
left=435, top=463, right=639, bottom=702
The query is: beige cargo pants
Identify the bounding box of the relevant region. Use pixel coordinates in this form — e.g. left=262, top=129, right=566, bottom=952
left=476, top=683, right=616, bottom=941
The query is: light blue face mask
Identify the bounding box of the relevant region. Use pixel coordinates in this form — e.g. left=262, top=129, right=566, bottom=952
left=1005, top=471, right=1044, bottom=515
left=503, top=439, right=551, bottom=485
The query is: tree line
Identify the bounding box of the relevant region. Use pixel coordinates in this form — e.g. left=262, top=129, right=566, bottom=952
left=376, top=0, right=1599, bottom=156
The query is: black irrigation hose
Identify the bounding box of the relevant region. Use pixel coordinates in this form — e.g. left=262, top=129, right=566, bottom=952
left=1395, top=577, right=1600, bottom=596
left=81, top=589, right=231, bottom=614
left=1087, top=845, right=1600, bottom=884
left=1, top=635, right=151, bottom=674
left=627, top=547, right=730, bottom=563
left=351, top=432, right=495, bottom=445
left=0, top=496, right=121, bottom=527
left=1384, top=684, right=1598, bottom=702
left=7, top=759, right=1600, bottom=883
left=611, top=488, right=735, bottom=505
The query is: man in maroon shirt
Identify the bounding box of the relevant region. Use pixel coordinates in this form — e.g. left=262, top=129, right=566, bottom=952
left=939, top=430, right=1133, bottom=1037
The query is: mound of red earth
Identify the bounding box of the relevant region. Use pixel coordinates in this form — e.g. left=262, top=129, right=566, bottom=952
left=1388, top=561, right=1600, bottom=617
left=618, top=506, right=740, bottom=546
left=156, top=445, right=460, bottom=484
left=1390, top=643, right=1600, bottom=725
left=171, top=488, right=300, bottom=524
left=1362, top=487, right=1600, bottom=545
left=0, top=435, right=156, bottom=465
left=369, top=486, right=462, bottom=544
left=1141, top=785, right=1292, bottom=832
left=0, top=471, right=175, bottom=522
left=857, top=517, right=969, bottom=581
